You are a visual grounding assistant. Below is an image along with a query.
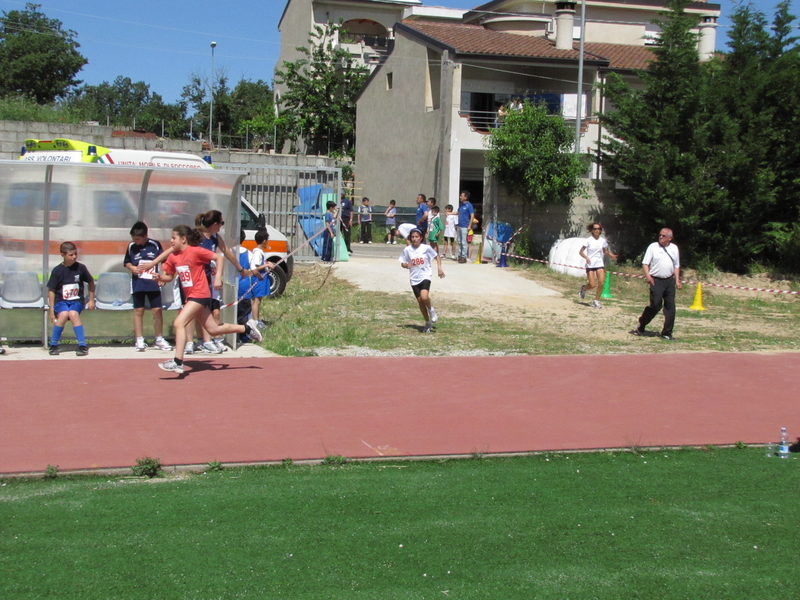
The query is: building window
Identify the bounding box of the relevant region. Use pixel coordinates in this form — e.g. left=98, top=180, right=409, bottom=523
left=386, top=72, right=393, bottom=90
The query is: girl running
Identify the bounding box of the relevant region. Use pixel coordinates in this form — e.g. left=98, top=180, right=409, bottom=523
left=399, top=228, right=445, bottom=333
left=578, top=222, right=618, bottom=309
left=155, top=225, right=261, bottom=374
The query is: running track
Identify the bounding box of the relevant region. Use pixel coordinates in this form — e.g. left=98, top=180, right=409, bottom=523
left=2, top=352, right=799, bottom=474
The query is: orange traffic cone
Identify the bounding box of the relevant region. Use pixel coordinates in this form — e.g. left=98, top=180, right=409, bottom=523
left=689, top=283, right=706, bottom=311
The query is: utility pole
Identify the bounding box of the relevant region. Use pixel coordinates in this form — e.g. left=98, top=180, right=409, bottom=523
left=436, top=51, right=455, bottom=205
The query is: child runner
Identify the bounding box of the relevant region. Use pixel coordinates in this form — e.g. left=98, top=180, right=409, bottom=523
left=124, top=221, right=172, bottom=352
left=399, top=227, right=445, bottom=333
left=155, top=225, right=262, bottom=374
left=358, top=197, right=373, bottom=243
left=47, top=242, right=95, bottom=356
left=249, top=227, right=273, bottom=325
left=427, top=205, right=444, bottom=254
left=396, top=223, right=416, bottom=245
left=321, top=200, right=337, bottom=262
left=578, top=222, right=618, bottom=309
left=384, top=200, right=397, bottom=244
left=443, top=204, right=457, bottom=260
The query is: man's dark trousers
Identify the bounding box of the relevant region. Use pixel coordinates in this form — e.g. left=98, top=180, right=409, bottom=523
left=639, top=275, right=676, bottom=336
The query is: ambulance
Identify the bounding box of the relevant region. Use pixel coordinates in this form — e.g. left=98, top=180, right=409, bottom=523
left=13, top=138, right=293, bottom=296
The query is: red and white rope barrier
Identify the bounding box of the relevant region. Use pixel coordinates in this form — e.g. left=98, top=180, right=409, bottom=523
left=502, top=253, right=799, bottom=296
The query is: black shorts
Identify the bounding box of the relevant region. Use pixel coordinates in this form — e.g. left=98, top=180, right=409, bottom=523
left=132, top=290, right=163, bottom=309
left=411, top=279, right=432, bottom=298
left=211, top=298, right=221, bottom=311
left=187, top=297, right=213, bottom=309
left=586, top=266, right=604, bottom=273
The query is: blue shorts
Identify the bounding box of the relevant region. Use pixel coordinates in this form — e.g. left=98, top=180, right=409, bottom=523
left=54, top=300, right=84, bottom=315
left=133, top=290, right=163, bottom=309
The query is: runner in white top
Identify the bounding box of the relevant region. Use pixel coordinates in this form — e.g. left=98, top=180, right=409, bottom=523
left=443, top=204, right=458, bottom=259
left=578, top=222, right=618, bottom=309
left=399, top=228, right=445, bottom=333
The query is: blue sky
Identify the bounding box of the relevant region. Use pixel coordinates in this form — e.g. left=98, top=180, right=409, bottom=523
left=1, top=0, right=796, bottom=104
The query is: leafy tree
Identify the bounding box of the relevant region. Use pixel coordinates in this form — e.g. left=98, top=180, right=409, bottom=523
left=598, top=0, right=720, bottom=264
left=484, top=101, right=585, bottom=206
left=703, top=1, right=800, bottom=271
left=231, top=79, right=275, bottom=150
left=274, top=22, right=368, bottom=155
left=65, top=76, right=189, bottom=138
left=181, top=71, right=233, bottom=142
left=599, top=0, right=800, bottom=271
left=0, top=3, right=87, bottom=103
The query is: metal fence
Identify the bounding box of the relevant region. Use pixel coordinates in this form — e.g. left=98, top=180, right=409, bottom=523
left=215, top=163, right=342, bottom=262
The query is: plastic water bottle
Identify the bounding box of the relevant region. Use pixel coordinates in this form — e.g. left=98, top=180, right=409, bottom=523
left=112, top=299, right=123, bottom=307
left=778, top=427, right=790, bottom=459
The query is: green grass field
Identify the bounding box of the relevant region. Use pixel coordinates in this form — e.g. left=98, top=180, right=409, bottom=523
left=2, top=448, right=798, bottom=599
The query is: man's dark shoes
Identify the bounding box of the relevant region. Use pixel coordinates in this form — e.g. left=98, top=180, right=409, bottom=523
left=630, top=327, right=645, bottom=337
left=660, top=334, right=675, bottom=341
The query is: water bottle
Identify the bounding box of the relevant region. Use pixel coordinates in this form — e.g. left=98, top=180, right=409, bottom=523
left=778, top=427, right=789, bottom=459
left=112, top=299, right=123, bottom=307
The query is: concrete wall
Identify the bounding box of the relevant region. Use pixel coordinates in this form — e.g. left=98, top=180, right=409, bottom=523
left=490, top=177, right=646, bottom=259
left=0, top=120, right=337, bottom=168
left=355, top=30, right=443, bottom=209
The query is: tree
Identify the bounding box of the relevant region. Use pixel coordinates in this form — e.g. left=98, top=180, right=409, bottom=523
left=0, top=3, right=87, bottom=103
left=484, top=101, right=585, bottom=206
left=599, top=0, right=800, bottom=271
left=65, top=76, right=189, bottom=138
left=598, top=0, right=721, bottom=265
left=274, top=22, right=368, bottom=155
left=703, top=1, right=800, bottom=271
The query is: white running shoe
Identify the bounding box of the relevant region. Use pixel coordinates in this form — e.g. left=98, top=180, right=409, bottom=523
left=592, top=300, right=603, bottom=309
left=579, top=285, right=586, bottom=299
left=246, top=319, right=263, bottom=343
left=202, top=341, right=223, bottom=354
left=450, top=255, right=456, bottom=260
left=158, top=359, right=184, bottom=374
left=154, top=338, right=173, bottom=351
left=392, top=241, right=397, bottom=245
left=184, top=342, right=194, bottom=355
left=135, top=338, right=146, bottom=352
left=213, top=338, right=228, bottom=352
left=423, top=321, right=433, bottom=333
left=429, top=307, right=438, bottom=323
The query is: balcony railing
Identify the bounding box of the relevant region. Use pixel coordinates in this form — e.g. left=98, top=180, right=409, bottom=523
left=458, top=110, right=593, bottom=135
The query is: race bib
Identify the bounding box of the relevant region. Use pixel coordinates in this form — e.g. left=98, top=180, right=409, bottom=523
left=176, top=265, right=193, bottom=289
left=62, top=283, right=79, bottom=300
left=139, top=266, right=157, bottom=280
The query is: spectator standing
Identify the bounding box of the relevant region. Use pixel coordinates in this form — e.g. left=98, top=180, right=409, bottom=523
left=339, top=192, right=353, bottom=254
left=322, top=201, right=337, bottom=261
left=633, top=228, right=681, bottom=340
left=456, top=190, right=475, bottom=263
left=249, top=228, right=273, bottom=325
left=124, top=221, right=172, bottom=352
left=358, top=197, right=373, bottom=243
left=443, top=205, right=457, bottom=259
left=415, top=193, right=429, bottom=233
left=385, top=200, right=397, bottom=244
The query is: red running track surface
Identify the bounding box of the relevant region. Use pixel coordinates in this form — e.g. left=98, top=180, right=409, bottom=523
left=1, top=352, right=798, bottom=474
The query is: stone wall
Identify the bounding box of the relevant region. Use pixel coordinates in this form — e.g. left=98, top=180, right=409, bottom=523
left=0, top=120, right=338, bottom=169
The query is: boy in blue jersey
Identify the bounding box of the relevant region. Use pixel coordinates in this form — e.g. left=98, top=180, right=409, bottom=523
left=124, top=222, right=172, bottom=352
left=47, top=242, right=95, bottom=356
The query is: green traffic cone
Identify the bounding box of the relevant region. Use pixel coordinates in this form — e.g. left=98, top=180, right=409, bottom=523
left=600, top=271, right=614, bottom=299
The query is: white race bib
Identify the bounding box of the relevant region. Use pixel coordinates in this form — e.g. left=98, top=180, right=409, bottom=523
left=62, top=283, right=79, bottom=300
left=139, top=266, right=156, bottom=280
left=176, top=265, right=193, bottom=289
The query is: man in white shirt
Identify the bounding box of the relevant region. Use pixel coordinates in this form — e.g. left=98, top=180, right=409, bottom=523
left=633, top=228, right=682, bottom=340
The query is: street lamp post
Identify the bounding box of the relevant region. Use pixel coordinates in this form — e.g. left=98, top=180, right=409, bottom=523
left=209, top=41, right=216, bottom=148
